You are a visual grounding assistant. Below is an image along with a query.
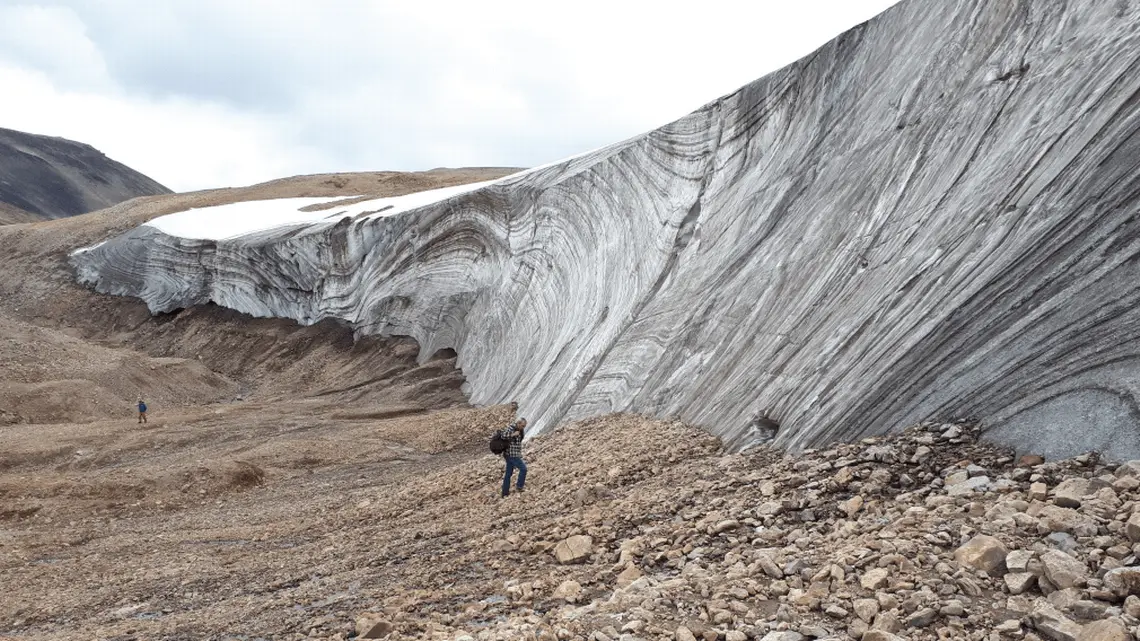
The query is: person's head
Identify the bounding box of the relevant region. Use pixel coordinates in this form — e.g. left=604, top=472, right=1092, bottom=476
left=518, top=418, right=528, bottom=430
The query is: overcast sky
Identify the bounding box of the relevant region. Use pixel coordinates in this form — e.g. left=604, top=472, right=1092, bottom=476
left=0, top=1, right=900, bottom=192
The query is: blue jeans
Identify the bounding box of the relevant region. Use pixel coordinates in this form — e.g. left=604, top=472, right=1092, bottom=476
left=503, top=457, right=527, bottom=496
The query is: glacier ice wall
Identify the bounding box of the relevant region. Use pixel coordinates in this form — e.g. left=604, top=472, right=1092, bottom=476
left=72, top=0, right=1140, bottom=459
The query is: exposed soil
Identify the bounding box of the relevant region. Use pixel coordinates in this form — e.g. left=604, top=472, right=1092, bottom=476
left=0, top=202, right=39, bottom=225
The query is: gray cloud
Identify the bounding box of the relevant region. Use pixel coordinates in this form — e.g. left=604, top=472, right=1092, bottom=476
left=34, top=1, right=408, bottom=106
left=0, top=0, right=901, bottom=190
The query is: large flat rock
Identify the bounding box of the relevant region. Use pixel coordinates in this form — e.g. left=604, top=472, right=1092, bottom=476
left=71, top=0, right=1140, bottom=458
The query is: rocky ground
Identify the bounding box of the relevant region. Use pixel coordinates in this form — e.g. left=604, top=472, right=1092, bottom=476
left=336, top=417, right=1140, bottom=641
left=6, top=409, right=1140, bottom=641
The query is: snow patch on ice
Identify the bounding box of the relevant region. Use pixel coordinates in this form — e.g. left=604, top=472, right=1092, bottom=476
left=145, top=179, right=502, bottom=241
left=145, top=197, right=341, bottom=240
left=70, top=240, right=107, bottom=256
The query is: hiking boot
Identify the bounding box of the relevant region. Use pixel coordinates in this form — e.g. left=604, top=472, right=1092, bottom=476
left=516, top=487, right=525, bottom=494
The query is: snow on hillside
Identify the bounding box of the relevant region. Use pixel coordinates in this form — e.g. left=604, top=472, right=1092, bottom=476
left=145, top=180, right=503, bottom=241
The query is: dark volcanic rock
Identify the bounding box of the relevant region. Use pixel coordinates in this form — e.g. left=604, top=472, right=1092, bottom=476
left=0, top=127, right=170, bottom=220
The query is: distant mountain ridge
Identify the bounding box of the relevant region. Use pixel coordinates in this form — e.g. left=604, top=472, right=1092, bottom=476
left=0, top=127, right=170, bottom=221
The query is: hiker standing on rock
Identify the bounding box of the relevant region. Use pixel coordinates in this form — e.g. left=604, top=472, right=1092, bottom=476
left=494, top=418, right=527, bottom=498
left=137, top=397, right=148, bottom=424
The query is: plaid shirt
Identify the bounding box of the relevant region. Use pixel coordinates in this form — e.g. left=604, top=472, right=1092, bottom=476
left=497, top=423, right=524, bottom=459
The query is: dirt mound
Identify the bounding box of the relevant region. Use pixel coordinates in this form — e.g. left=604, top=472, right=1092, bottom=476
left=122, top=304, right=468, bottom=409
left=0, top=201, right=38, bottom=225
left=0, top=311, right=237, bottom=424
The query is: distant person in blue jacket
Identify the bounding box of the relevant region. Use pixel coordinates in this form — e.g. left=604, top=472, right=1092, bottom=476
left=137, top=397, right=148, bottom=424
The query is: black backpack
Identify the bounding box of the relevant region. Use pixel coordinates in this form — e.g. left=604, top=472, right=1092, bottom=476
left=489, top=432, right=509, bottom=455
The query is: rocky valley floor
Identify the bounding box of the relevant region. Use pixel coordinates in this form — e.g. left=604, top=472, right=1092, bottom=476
left=4, top=408, right=1140, bottom=641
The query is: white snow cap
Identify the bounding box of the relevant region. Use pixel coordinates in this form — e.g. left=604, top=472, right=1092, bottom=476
left=144, top=179, right=502, bottom=241
left=140, top=134, right=631, bottom=242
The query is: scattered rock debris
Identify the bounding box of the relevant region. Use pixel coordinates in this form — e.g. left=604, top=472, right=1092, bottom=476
left=7, top=414, right=1140, bottom=640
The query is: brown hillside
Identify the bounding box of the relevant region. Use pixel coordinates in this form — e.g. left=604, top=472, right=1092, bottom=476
left=0, top=201, right=39, bottom=225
